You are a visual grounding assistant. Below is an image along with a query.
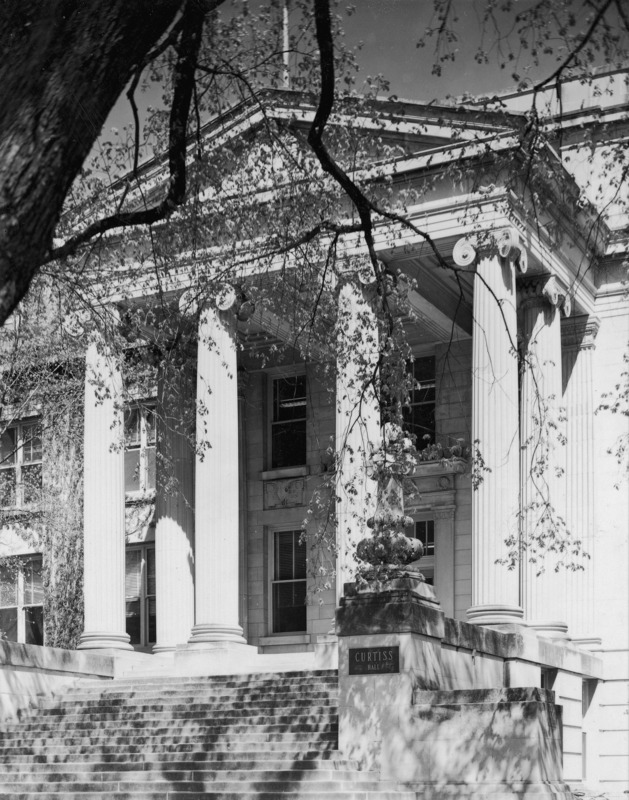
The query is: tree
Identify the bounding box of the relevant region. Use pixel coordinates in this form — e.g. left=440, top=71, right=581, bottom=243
left=1, top=0, right=628, bottom=640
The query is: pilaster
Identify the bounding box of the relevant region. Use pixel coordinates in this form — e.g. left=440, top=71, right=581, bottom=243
left=78, top=326, right=132, bottom=651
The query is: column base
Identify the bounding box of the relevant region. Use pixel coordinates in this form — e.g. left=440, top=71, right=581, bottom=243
left=466, top=604, right=524, bottom=627
left=188, top=623, right=247, bottom=646
left=175, top=640, right=259, bottom=676
left=530, top=621, right=570, bottom=640
left=77, top=631, right=133, bottom=651
left=152, top=644, right=177, bottom=656
left=570, top=636, right=602, bottom=650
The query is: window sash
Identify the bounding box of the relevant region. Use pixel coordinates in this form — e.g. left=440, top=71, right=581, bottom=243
left=270, top=376, right=307, bottom=469
left=0, top=421, right=42, bottom=507
left=124, top=405, right=156, bottom=492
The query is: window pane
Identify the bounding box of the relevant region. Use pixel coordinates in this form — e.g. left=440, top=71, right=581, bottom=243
left=146, top=547, right=156, bottom=596
left=275, top=532, right=295, bottom=581
left=0, top=469, right=16, bottom=506
left=145, top=408, right=156, bottom=445
left=147, top=597, right=157, bottom=644
left=271, top=420, right=306, bottom=468
left=124, top=449, right=141, bottom=492
left=146, top=446, right=156, bottom=490
left=24, top=557, right=43, bottom=605
left=0, top=564, right=18, bottom=607
left=294, top=533, right=306, bottom=579
left=125, top=600, right=141, bottom=645
left=124, top=408, right=141, bottom=446
left=125, top=550, right=142, bottom=598
left=414, top=520, right=435, bottom=556
left=0, top=428, right=16, bottom=466
left=22, top=423, right=42, bottom=463
left=25, top=606, right=44, bottom=646
left=273, top=581, right=306, bottom=633
left=274, top=376, right=307, bottom=422
left=0, top=607, right=17, bottom=641
left=22, top=464, right=42, bottom=504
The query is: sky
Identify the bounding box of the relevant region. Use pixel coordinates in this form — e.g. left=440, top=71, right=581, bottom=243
left=102, top=0, right=575, bottom=156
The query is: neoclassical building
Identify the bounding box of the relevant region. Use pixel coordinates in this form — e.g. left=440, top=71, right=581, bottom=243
left=1, top=69, right=627, bottom=793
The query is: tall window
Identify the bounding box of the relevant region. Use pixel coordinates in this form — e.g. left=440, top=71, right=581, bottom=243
left=125, top=545, right=156, bottom=647
left=124, top=405, right=156, bottom=493
left=272, top=530, right=306, bottom=633
left=0, top=555, right=44, bottom=645
left=0, top=420, right=42, bottom=507
left=403, top=356, right=436, bottom=445
left=271, top=375, right=307, bottom=469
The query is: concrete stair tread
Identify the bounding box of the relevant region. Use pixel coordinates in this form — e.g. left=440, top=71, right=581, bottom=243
left=0, top=669, right=413, bottom=799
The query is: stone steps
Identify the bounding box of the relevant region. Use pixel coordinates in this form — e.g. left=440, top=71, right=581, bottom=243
left=0, top=669, right=414, bottom=800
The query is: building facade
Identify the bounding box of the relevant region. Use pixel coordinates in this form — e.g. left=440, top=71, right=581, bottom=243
left=1, top=73, right=627, bottom=794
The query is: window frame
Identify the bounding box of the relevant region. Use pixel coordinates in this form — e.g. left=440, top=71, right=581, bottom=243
left=268, top=527, right=308, bottom=635
left=124, top=543, right=156, bottom=649
left=402, top=355, right=436, bottom=447
left=408, top=512, right=435, bottom=585
left=0, top=554, right=44, bottom=645
left=124, top=402, right=156, bottom=496
left=0, top=418, right=42, bottom=509
left=267, top=370, right=307, bottom=471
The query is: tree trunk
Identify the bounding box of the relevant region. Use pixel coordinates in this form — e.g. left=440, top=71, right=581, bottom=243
left=0, top=1, right=184, bottom=325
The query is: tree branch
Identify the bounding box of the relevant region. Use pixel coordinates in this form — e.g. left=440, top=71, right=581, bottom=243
left=47, top=1, right=208, bottom=264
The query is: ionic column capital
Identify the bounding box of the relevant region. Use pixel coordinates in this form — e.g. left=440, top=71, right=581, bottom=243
left=561, top=315, right=601, bottom=350
left=453, top=227, right=528, bottom=273
left=518, top=274, right=572, bottom=316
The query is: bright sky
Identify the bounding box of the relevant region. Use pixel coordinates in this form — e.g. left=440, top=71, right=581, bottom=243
left=103, top=1, right=559, bottom=144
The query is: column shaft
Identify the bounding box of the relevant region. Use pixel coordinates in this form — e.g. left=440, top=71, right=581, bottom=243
left=521, top=291, right=568, bottom=637
left=78, top=339, right=131, bottom=650
left=562, top=319, right=599, bottom=644
left=468, top=254, right=523, bottom=625
left=335, top=279, right=380, bottom=600
left=189, top=306, right=244, bottom=644
left=154, top=363, right=195, bottom=653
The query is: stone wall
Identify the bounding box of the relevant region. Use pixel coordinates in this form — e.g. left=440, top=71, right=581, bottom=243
left=0, top=640, right=113, bottom=723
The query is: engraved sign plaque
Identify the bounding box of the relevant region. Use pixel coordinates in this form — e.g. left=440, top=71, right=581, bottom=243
left=348, top=646, right=400, bottom=675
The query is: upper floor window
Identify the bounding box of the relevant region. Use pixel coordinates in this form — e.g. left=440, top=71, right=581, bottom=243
left=271, top=375, right=307, bottom=469
left=0, top=420, right=42, bottom=508
left=403, top=356, right=436, bottom=446
left=271, top=530, right=307, bottom=633
left=0, top=555, right=44, bottom=645
left=124, top=405, right=156, bottom=493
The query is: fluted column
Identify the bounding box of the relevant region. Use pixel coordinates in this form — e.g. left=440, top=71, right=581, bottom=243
left=154, top=356, right=195, bottom=653
left=335, top=276, right=380, bottom=600
left=78, top=330, right=132, bottom=650
left=562, top=316, right=600, bottom=646
left=520, top=275, right=569, bottom=638
left=188, top=304, right=245, bottom=645
left=237, top=369, right=249, bottom=635
left=462, top=231, right=524, bottom=626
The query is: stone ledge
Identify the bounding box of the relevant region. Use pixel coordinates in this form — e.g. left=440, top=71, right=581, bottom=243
left=336, top=589, right=604, bottom=680
left=0, top=640, right=115, bottom=678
